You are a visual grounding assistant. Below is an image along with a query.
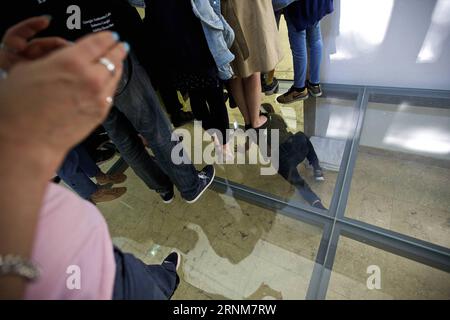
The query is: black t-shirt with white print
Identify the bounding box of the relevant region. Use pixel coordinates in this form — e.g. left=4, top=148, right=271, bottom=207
left=0, top=0, right=147, bottom=66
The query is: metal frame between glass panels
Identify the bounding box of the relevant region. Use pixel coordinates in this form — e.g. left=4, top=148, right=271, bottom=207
left=108, top=82, right=450, bottom=299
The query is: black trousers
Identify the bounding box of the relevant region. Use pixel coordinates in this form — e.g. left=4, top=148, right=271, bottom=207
left=158, top=87, right=184, bottom=117
left=278, top=132, right=321, bottom=205
left=189, top=84, right=230, bottom=145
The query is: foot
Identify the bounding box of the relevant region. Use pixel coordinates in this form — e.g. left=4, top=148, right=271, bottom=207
left=163, top=252, right=181, bottom=271
left=160, top=189, right=175, bottom=204
left=252, top=114, right=268, bottom=129
left=93, top=146, right=116, bottom=165
left=307, top=80, right=323, bottom=97
left=277, top=86, right=309, bottom=104
left=96, top=172, right=127, bottom=185
left=313, top=167, right=325, bottom=181
left=262, top=77, right=280, bottom=96
left=216, top=143, right=234, bottom=163
left=91, top=187, right=127, bottom=203
left=184, top=165, right=215, bottom=204
left=312, top=200, right=327, bottom=210
left=171, top=110, right=194, bottom=128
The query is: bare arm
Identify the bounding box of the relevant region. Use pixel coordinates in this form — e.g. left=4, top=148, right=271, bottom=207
left=0, top=17, right=127, bottom=299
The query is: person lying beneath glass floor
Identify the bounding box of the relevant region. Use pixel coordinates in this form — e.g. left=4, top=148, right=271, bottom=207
left=255, top=104, right=326, bottom=210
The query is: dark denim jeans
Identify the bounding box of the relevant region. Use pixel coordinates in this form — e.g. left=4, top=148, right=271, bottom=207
left=103, top=54, right=200, bottom=199
left=278, top=132, right=321, bottom=205
left=112, top=248, right=179, bottom=300
left=57, top=145, right=100, bottom=200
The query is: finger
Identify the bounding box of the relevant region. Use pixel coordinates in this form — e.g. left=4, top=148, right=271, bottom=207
left=91, top=65, right=124, bottom=122
left=2, top=16, right=52, bottom=52
left=66, top=31, right=120, bottom=65
left=24, top=37, right=71, bottom=59
left=86, top=42, right=128, bottom=89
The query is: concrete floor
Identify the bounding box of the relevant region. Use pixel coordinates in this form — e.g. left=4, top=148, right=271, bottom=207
left=94, top=10, right=450, bottom=299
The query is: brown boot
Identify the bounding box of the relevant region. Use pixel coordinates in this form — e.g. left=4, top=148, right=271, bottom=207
left=91, top=187, right=127, bottom=203
left=277, top=86, right=309, bottom=104
left=96, top=172, right=127, bottom=185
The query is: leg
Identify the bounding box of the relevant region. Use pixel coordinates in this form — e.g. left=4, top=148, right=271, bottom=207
left=73, top=145, right=101, bottom=178
left=305, top=136, right=320, bottom=168
left=204, top=84, right=230, bottom=144
left=103, top=107, right=173, bottom=195
left=57, top=150, right=98, bottom=200
left=266, top=70, right=276, bottom=85
left=285, top=16, right=307, bottom=89
left=306, top=22, right=323, bottom=85
left=158, top=86, right=183, bottom=117
left=278, top=160, right=321, bottom=206
left=278, top=141, right=322, bottom=206
left=229, top=77, right=251, bottom=126
left=112, top=248, right=179, bottom=300
left=114, top=55, right=200, bottom=199
left=242, top=72, right=266, bottom=128
left=159, top=87, right=193, bottom=127
left=188, top=88, right=213, bottom=130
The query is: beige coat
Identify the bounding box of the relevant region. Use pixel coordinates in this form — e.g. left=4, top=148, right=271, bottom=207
left=222, top=0, right=284, bottom=78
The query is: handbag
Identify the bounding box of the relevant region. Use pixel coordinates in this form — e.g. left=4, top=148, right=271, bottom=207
left=272, top=0, right=298, bottom=12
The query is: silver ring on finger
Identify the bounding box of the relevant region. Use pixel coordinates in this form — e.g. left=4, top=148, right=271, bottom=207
left=98, top=57, right=116, bottom=76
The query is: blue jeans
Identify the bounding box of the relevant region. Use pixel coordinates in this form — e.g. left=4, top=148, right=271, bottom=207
left=58, top=145, right=100, bottom=200
left=285, top=17, right=323, bottom=88
left=103, top=54, right=200, bottom=199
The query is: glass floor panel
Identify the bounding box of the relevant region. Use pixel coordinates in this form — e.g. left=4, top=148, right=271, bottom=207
left=345, top=93, right=450, bottom=248
left=327, top=236, right=450, bottom=299
left=97, top=168, right=323, bottom=300
left=98, top=83, right=450, bottom=300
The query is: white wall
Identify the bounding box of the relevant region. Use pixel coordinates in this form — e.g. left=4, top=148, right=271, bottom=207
left=320, top=0, right=450, bottom=90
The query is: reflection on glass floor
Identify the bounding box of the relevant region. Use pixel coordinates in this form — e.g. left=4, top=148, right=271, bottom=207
left=97, top=170, right=322, bottom=300
left=173, top=81, right=359, bottom=211
left=97, top=83, right=450, bottom=300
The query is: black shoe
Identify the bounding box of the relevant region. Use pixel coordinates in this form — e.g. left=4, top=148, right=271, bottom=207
left=52, top=176, right=61, bottom=184
left=312, top=200, right=327, bottom=210
left=313, top=165, right=325, bottom=181
left=307, top=80, right=323, bottom=97
left=93, top=147, right=116, bottom=165
left=163, top=252, right=181, bottom=271
left=184, top=165, right=215, bottom=204
left=171, top=111, right=194, bottom=128
left=261, top=103, right=275, bottom=114
left=160, top=189, right=175, bottom=204
left=262, top=77, right=280, bottom=96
